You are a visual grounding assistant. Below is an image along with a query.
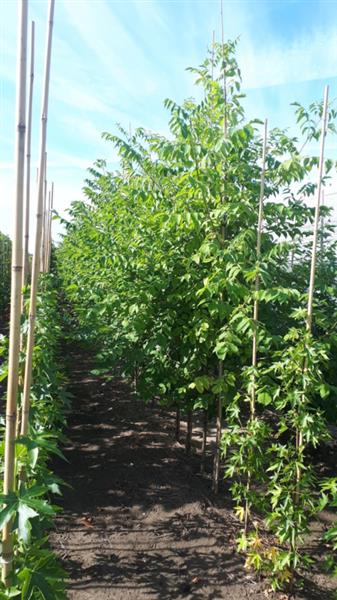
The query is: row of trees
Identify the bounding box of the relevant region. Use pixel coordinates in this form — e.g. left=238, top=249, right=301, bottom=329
left=58, top=42, right=337, bottom=590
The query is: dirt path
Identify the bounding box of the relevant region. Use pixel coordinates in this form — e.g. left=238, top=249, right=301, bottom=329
left=50, top=348, right=334, bottom=600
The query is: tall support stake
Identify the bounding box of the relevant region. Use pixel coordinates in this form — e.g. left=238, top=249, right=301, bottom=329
left=320, top=190, right=325, bottom=260
left=40, top=151, right=47, bottom=273
left=251, top=119, right=268, bottom=417
left=46, top=182, right=54, bottom=272
left=296, top=86, right=329, bottom=501
left=212, top=0, right=227, bottom=495
left=45, top=190, right=51, bottom=272
left=244, top=119, right=268, bottom=535
left=220, top=0, right=227, bottom=136
left=22, top=20, right=35, bottom=289
left=211, top=30, right=215, bottom=81
left=2, top=0, right=28, bottom=586
left=21, top=0, right=55, bottom=440
left=306, top=86, right=329, bottom=334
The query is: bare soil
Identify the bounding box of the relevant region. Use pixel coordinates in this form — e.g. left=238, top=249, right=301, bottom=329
left=50, top=348, right=336, bottom=600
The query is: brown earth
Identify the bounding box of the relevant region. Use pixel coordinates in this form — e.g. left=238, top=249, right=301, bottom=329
left=50, top=349, right=336, bottom=600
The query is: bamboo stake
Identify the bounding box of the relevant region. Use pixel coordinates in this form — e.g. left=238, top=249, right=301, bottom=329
left=251, top=119, right=268, bottom=417
left=320, top=190, right=325, bottom=263
left=22, top=20, right=35, bottom=289
left=18, top=20, right=35, bottom=438
left=244, top=119, right=268, bottom=535
left=40, top=152, right=47, bottom=273
left=21, top=0, right=55, bottom=441
left=220, top=0, right=227, bottom=136
left=46, top=182, right=54, bottom=272
left=306, top=86, right=329, bottom=334
left=295, top=86, right=329, bottom=501
left=211, top=30, right=215, bottom=81
left=2, top=0, right=28, bottom=586
left=45, top=190, right=51, bottom=272
left=212, top=0, right=227, bottom=495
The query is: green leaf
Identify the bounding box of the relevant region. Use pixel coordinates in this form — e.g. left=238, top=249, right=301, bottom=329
left=0, top=502, right=17, bottom=531
left=17, top=503, right=38, bottom=543
left=32, top=573, right=55, bottom=600
left=319, top=383, right=330, bottom=399
left=257, top=392, right=272, bottom=406
left=19, top=568, right=34, bottom=600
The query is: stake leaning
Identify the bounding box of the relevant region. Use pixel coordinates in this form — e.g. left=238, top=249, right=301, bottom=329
left=21, top=0, right=55, bottom=439
left=2, top=0, right=28, bottom=585
left=22, top=20, right=35, bottom=290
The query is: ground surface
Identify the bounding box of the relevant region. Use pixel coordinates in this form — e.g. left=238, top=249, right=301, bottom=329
left=50, top=347, right=336, bottom=600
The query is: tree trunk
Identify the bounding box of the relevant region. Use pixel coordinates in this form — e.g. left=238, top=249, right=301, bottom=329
left=200, top=407, right=208, bottom=473
left=212, top=362, right=223, bottom=494
left=185, top=409, right=192, bottom=455
left=175, top=406, right=180, bottom=442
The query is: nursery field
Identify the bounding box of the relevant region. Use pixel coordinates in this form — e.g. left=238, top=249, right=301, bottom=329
left=48, top=343, right=336, bottom=600
left=2, top=0, right=337, bottom=598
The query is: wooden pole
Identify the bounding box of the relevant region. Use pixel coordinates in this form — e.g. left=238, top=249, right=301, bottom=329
left=46, top=182, right=54, bottom=272
left=44, top=188, right=50, bottom=273
left=295, top=86, right=329, bottom=503
left=22, top=20, right=35, bottom=289
left=251, top=119, right=268, bottom=417
left=220, top=0, right=227, bottom=136
left=212, top=0, right=227, bottom=495
left=211, top=30, right=215, bottom=81
left=21, top=0, right=55, bottom=440
left=320, top=190, right=325, bottom=260
left=2, top=0, right=28, bottom=585
left=40, top=151, right=47, bottom=273
left=306, top=86, right=329, bottom=333
left=244, top=119, right=268, bottom=535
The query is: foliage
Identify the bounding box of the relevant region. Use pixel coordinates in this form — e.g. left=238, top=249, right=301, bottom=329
left=0, top=275, right=69, bottom=598
left=57, top=41, right=337, bottom=590
left=0, top=233, right=11, bottom=322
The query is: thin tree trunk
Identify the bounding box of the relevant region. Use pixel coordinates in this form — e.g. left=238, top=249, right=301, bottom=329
left=201, top=407, right=208, bottom=473
left=185, top=409, right=192, bottom=455
left=244, top=119, right=268, bottom=535
left=250, top=119, right=268, bottom=417
left=20, top=0, right=55, bottom=442
left=175, top=405, right=180, bottom=442
left=2, top=0, right=28, bottom=586
left=212, top=361, right=223, bottom=494
left=212, top=1, right=227, bottom=495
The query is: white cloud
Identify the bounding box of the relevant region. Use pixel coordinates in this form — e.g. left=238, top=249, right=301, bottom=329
left=239, top=27, right=337, bottom=89
left=59, top=0, right=177, bottom=102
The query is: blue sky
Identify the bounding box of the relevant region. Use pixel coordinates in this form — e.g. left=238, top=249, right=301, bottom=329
left=1, top=0, right=337, bottom=244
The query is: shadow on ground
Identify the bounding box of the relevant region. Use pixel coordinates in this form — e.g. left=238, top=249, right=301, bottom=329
left=50, top=348, right=335, bottom=600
